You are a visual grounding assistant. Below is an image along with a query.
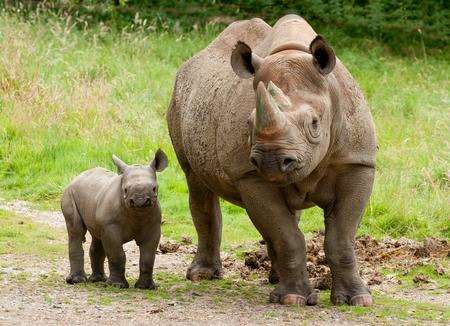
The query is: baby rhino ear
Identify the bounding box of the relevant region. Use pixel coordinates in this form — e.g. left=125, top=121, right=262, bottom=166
left=112, top=154, right=128, bottom=174
left=150, top=149, right=168, bottom=172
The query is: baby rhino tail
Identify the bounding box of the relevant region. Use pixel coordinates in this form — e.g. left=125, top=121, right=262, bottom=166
left=61, top=187, right=86, bottom=242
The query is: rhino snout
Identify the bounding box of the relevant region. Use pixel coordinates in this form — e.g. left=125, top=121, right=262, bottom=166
left=250, top=153, right=299, bottom=173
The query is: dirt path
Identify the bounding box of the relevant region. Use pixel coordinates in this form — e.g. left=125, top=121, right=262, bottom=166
left=0, top=198, right=448, bottom=325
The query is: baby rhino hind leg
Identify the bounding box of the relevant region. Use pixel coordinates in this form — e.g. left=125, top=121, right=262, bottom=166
left=88, top=238, right=107, bottom=282
left=62, top=191, right=87, bottom=284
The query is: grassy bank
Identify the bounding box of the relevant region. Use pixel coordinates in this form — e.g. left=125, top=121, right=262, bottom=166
left=0, top=11, right=449, bottom=244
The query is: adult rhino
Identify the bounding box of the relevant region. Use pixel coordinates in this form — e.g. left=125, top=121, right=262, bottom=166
left=167, top=14, right=376, bottom=307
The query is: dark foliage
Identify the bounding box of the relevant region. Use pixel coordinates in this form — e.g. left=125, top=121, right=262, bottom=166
left=2, top=0, right=449, bottom=50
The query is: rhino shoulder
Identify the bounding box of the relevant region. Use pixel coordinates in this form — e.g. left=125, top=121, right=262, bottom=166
left=94, top=176, right=123, bottom=224
left=331, top=61, right=377, bottom=167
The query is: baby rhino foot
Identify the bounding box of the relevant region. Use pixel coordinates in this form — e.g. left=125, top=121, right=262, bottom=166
left=88, top=273, right=107, bottom=283
left=106, top=276, right=129, bottom=289
left=135, top=278, right=157, bottom=290
left=66, top=272, right=87, bottom=284
left=186, top=261, right=222, bottom=282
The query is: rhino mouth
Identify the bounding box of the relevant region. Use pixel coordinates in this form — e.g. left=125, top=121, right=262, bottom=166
left=261, top=166, right=306, bottom=186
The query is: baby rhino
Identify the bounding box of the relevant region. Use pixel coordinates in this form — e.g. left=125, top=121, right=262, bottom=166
left=61, top=150, right=168, bottom=289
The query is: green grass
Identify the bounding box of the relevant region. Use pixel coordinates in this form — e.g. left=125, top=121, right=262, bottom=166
left=336, top=292, right=450, bottom=323
left=0, top=10, right=449, bottom=244
left=383, top=260, right=450, bottom=290
left=0, top=209, right=65, bottom=257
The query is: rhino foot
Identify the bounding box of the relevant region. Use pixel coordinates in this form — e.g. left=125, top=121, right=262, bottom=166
left=66, top=272, right=87, bottom=284
left=106, top=276, right=129, bottom=289
left=331, top=281, right=372, bottom=306
left=269, top=286, right=317, bottom=306
left=186, top=262, right=222, bottom=282
left=135, top=278, right=157, bottom=290
left=331, top=291, right=373, bottom=307
left=88, top=273, right=107, bottom=283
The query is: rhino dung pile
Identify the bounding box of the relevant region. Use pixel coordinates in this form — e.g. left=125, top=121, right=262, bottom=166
left=240, top=232, right=449, bottom=289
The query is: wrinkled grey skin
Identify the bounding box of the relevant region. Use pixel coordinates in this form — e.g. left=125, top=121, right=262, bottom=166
left=61, top=150, right=168, bottom=289
left=167, top=15, right=376, bottom=306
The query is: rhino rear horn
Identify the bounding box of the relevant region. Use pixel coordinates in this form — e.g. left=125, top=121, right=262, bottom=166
left=255, top=81, right=287, bottom=136
left=267, top=81, right=291, bottom=110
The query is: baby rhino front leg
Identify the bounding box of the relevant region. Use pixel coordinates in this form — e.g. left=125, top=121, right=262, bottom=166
left=102, top=225, right=129, bottom=288
left=135, top=224, right=160, bottom=289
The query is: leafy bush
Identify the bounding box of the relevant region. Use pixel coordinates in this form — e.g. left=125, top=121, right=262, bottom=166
left=2, top=0, right=449, bottom=50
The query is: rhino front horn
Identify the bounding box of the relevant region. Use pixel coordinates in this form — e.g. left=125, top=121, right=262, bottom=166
left=255, top=81, right=287, bottom=136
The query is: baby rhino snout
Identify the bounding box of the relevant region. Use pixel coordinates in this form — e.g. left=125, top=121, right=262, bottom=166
left=129, top=195, right=151, bottom=208
left=128, top=185, right=158, bottom=208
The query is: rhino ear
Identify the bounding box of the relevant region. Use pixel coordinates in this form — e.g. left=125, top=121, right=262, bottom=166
left=112, top=155, right=128, bottom=174
left=150, top=149, right=168, bottom=172
left=231, top=41, right=263, bottom=79
left=309, top=35, right=336, bottom=75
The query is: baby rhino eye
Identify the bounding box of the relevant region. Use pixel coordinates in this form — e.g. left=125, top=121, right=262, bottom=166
left=312, top=117, right=319, bottom=129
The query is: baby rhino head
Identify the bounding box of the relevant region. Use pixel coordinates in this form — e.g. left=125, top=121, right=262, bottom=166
left=112, top=149, right=168, bottom=209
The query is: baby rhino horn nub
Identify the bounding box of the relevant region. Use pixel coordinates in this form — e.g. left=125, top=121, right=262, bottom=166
left=255, top=81, right=287, bottom=136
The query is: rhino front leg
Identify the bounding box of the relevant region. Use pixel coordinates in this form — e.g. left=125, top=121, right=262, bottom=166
left=266, top=212, right=301, bottom=284
left=238, top=176, right=316, bottom=306
left=186, top=173, right=222, bottom=282
left=102, top=225, right=129, bottom=288
left=135, top=224, right=160, bottom=289
left=324, top=166, right=374, bottom=307
left=266, top=243, right=280, bottom=284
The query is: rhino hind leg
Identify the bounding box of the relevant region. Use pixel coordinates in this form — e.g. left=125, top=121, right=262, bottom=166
left=186, top=173, right=223, bottom=282
left=62, top=190, right=87, bottom=284
left=324, top=166, right=375, bottom=307
left=88, top=237, right=107, bottom=282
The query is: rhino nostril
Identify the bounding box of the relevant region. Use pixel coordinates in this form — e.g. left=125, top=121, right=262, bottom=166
left=129, top=199, right=135, bottom=207
left=281, top=157, right=297, bottom=172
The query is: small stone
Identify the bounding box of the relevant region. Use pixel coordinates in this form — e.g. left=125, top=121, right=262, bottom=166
left=413, top=273, right=430, bottom=284
left=367, top=274, right=383, bottom=286
left=181, top=235, right=192, bottom=245
left=149, top=308, right=163, bottom=314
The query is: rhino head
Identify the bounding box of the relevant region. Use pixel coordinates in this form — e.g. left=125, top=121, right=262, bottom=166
left=231, top=36, right=337, bottom=185
left=112, top=149, right=168, bottom=208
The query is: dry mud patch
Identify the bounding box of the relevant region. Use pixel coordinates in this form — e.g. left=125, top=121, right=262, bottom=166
left=0, top=198, right=449, bottom=325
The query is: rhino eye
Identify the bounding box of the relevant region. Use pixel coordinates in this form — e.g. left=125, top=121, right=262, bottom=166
left=124, top=188, right=128, bottom=195
left=305, top=116, right=320, bottom=143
